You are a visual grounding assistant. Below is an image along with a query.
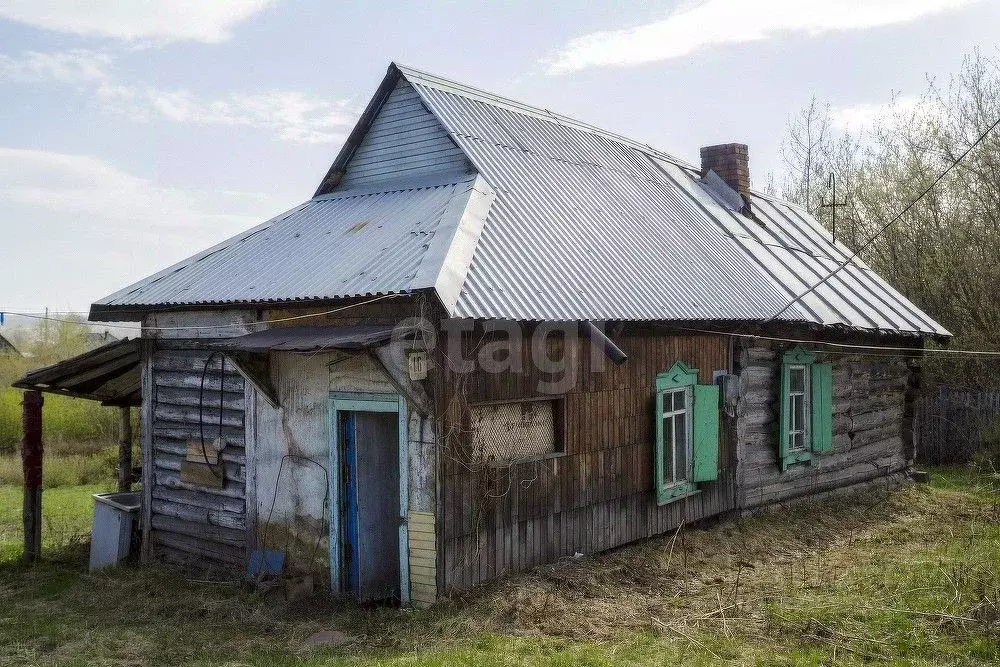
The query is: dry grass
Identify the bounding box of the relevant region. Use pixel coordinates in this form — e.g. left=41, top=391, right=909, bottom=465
left=0, top=451, right=119, bottom=488
left=425, top=470, right=1000, bottom=662
left=0, top=469, right=997, bottom=665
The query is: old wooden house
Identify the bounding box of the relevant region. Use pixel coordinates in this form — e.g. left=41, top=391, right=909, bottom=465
left=82, top=63, right=948, bottom=606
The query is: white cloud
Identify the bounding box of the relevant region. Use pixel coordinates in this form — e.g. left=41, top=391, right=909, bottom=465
left=831, top=95, right=921, bottom=130
left=0, top=48, right=356, bottom=144
left=0, top=49, right=112, bottom=84
left=0, top=147, right=269, bottom=232
left=98, top=84, right=357, bottom=144
left=544, top=0, right=978, bottom=74
left=0, top=0, right=276, bottom=44
left=0, top=147, right=290, bottom=311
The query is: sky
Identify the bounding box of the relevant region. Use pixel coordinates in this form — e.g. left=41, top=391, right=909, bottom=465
left=2, top=0, right=998, bottom=317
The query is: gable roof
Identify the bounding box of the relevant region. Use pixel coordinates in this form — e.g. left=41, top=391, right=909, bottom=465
left=91, top=63, right=949, bottom=337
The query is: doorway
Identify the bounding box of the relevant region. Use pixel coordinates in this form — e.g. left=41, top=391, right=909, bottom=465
left=329, top=394, right=409, bottom=603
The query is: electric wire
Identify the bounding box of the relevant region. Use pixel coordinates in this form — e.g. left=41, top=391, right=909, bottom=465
left=197, top=352, right=226, bottom=478
left=762, top=112, right=1000, bottom=325
left=667, top=325, right=1000, bottom=358
left=2, top=293, right=401, bottom=332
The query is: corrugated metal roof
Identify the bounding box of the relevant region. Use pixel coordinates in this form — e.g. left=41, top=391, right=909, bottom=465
left=92, top=62, right=949, bottom=337
left=394, top=64, right=948, bottom=336
left=13, top=338, right=141, bottom=406
left=91, top=175, right=488, bottom=316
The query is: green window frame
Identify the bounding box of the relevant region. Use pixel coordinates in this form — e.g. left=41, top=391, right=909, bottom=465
left=654, top=361, right=720, bottom=505
left=778, top=347, right=833, bottom=471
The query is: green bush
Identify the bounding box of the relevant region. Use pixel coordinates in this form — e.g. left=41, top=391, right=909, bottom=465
left=0, top=387, right=118, bottom=454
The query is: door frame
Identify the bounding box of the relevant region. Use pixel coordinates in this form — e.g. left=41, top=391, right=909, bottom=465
left=329, top=392, right=409, bottom=604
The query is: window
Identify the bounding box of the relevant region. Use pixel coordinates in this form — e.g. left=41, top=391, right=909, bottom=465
left=787, top=365, right=809, bottom=451
left=469, top=399, right=562, bottom=464
left=654, top=361, right=720, bottom=504
left=660, top=387, right=691, bottom=485
left=779, top=347, right=833, bottom=470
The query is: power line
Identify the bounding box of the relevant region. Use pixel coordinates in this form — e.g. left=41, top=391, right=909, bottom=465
left=671, top=325, right=1000, bottom=358
left=764, top=112, right=1000, bottom=324
left=3, top=294, right=401, bottom=333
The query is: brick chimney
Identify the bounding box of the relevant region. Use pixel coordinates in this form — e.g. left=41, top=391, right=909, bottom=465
left=700, top=143, right=751, bottom=214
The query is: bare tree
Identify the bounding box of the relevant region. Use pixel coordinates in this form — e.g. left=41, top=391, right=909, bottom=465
left=780, top=96, right=833, bottom=215
left=779, top=51, right=1000, bottom=389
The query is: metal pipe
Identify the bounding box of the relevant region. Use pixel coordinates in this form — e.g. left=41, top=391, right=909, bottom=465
left=581, top=321, right=628, bottom=365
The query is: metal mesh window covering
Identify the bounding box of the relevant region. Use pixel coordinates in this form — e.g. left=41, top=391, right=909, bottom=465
left=470, top=401, right=556, bottom=462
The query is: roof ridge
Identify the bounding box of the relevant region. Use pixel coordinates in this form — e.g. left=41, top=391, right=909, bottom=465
left=393, top=61, right=698, bottom=171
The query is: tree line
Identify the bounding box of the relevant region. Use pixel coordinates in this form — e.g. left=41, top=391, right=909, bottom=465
left=778, top=51, right=1000, bottom=390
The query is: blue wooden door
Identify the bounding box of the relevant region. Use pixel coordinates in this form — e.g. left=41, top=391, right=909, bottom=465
left=339, top=410, right=400, bottom=601
left=342, top=412, right=361, bottom=594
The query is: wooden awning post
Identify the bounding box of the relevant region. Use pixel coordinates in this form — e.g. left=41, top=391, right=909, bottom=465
left=21, top=390, right=43, bottom=564
left=118, top=406, right=133, bottom=493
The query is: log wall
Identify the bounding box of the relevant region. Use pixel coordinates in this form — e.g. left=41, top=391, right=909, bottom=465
left=735, top=338, right=920, bottom=510
left=148, top=346, right=248, bottom=569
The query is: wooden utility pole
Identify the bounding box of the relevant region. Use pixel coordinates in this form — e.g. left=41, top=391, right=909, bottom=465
left=118, top=406, right=132, bottom=493
left=21, top=390, right=43, bottom=564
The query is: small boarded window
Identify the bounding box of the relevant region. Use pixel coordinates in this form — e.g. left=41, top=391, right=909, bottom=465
left=470, top=400, right=560, bottom=463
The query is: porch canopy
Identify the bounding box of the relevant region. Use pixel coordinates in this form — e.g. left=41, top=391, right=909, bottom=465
left=13, top=338, right=141, bottom=407
left=204, top=323, right=429, bottom=412
left=206, top=324, right=415, bottom=352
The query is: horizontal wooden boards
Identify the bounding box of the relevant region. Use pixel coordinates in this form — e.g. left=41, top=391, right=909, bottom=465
left=340, top=79, right=470, bottom=188
left=149, top=348, right=248, bottom=573
left=408, top=511, right=437, bottom=606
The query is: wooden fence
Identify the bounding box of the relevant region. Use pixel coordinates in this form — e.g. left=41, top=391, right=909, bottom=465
left=914, top=387, right=1000, bottom=464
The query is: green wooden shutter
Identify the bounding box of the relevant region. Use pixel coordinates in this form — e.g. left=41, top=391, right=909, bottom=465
left=692, top=384, right=720, bottom=482
left=810, top=362, right=833, bottom=452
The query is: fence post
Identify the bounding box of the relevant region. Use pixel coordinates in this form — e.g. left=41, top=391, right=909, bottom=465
left=21, top=390, right=43, bottom=564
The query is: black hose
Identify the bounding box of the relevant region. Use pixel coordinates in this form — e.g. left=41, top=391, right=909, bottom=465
left=198, top=352, right=225, bottom=478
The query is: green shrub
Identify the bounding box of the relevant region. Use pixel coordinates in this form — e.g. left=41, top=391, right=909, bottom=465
left=0, top=317, right=123, bottom=453
left=0, top=388, right=119, bottom=454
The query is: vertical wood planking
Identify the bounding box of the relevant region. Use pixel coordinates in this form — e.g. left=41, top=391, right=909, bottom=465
left=438, top=328, right=734, bottom=594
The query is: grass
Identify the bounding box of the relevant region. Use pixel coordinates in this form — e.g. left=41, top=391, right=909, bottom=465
left=0, top=483, right=105, bottom=562
left=0, top=450, right=120, bottom=488
left=0, top=467, right=997, bottom=665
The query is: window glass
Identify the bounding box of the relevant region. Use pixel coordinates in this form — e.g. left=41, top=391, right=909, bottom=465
left=662, top=417, right=674, bottom=483
left=675, top=411, right=688, bottom=481
left=787, top=365, right=810, bottom=452
left=661, top=387, right=691, bottom=485
left=790, top=367, right=805, bottom=393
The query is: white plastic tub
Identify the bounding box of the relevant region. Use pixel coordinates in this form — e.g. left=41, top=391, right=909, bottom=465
left=89, top=491, right=140, bottom=571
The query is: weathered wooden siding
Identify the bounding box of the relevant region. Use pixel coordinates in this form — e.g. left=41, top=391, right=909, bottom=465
left=338, top=79, right=472, bottom=188
left=148, top=347, right=248, bottom=569
left=735, top=339, right=919, bottom=510
left=437, top=327, right=733, bottom=594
